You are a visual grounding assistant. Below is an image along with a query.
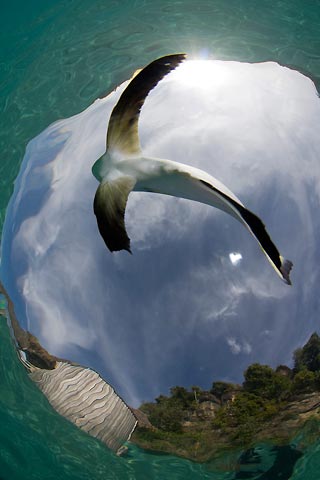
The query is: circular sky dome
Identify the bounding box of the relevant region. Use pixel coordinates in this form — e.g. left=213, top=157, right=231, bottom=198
left=1, top=58, right=319, bottom=406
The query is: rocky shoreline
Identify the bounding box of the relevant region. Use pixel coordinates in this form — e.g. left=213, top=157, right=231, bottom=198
left=131, top=392, right=320, bottom=463
left=130, top=332, right=320, bottom=462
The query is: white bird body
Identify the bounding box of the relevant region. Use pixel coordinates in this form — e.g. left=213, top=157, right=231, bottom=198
left=93, top=153, right=243, bottom=220
left=92, top=54, right=293, bottom=285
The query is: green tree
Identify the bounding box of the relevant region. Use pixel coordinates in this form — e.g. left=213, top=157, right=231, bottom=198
left=210, top=381, right=235, bottom=400
left=170, top=386, right=193, bottom=407
left=244, top=364, right=274, bottom=395
left=271, top=373, right=292, bottom=401
left=155, top=394, right=168, bottom=404
left=141, top=395, right=185, bottom=433
left=243, top=363, right=291, bottom=401
left=314, top=371, right=320, bottom=390
left=293, top=333, right=320, bottom=373
left=150, top=404, right=183, bottom=432
left=292, top=369, right=316, bottom=393
left=213, top=391, right=278, bottom=442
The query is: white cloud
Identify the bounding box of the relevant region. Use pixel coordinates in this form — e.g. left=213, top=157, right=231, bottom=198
left=227, top=337, right=242, bottom=355
left=226, top=337, right=252, bottom=355
left=229, top=252, right=242, bottom=265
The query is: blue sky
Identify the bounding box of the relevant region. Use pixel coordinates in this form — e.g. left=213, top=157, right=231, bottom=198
left=2, top=59, right=320, bottom=406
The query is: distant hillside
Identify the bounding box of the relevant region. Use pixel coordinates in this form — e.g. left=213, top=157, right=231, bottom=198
left=131, top=333, right=320, bottom=462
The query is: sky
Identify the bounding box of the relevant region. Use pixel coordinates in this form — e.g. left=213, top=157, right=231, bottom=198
left=1, top=59, right=320, bottom=407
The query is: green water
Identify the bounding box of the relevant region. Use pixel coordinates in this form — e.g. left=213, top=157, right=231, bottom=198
left=1, top=1, right=320, bottom=478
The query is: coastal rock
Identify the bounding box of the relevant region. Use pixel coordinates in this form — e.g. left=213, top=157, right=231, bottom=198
left=30, top=362, right=137, bottom=454
left=131, top=408, right=154, bottom=429
left=132, top=391, right=320, bottom=462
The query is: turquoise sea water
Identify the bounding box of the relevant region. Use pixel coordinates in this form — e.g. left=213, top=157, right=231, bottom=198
left=1, top=1, right=320, bottom=478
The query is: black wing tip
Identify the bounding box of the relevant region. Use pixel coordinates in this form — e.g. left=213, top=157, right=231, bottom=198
left=109, top=243, right=132, bottom=254
left=160, top=52, right=187, bottom=62
left=153, top=53, right=186, bottom=70
left=136, top=53, right=186, bottom=84
left=199, top=180, right=293, bottom=286
left=125, top=53, right=186, bottom=92
left=102, top=236, right=132, bottom=254
left=93, top=180, right=134, bottom=255
left=280, top=258, right=293, bottom=285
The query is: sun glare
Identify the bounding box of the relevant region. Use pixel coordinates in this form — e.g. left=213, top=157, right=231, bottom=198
left=172, top=59, right=232, bottom=89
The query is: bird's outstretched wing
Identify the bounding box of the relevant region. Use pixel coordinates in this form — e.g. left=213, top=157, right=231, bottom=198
left=135, top=165, right=293, bottom=284
left=94, top=54, right=186, bottom=252
left=94, top=177, right=136, bottom=253
left=106, top=53, right=186, bottom=155
left=199, top=179, right=293, bottom=284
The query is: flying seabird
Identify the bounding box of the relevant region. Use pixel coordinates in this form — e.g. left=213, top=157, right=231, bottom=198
left=92, top=54, right=293, bottom=285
